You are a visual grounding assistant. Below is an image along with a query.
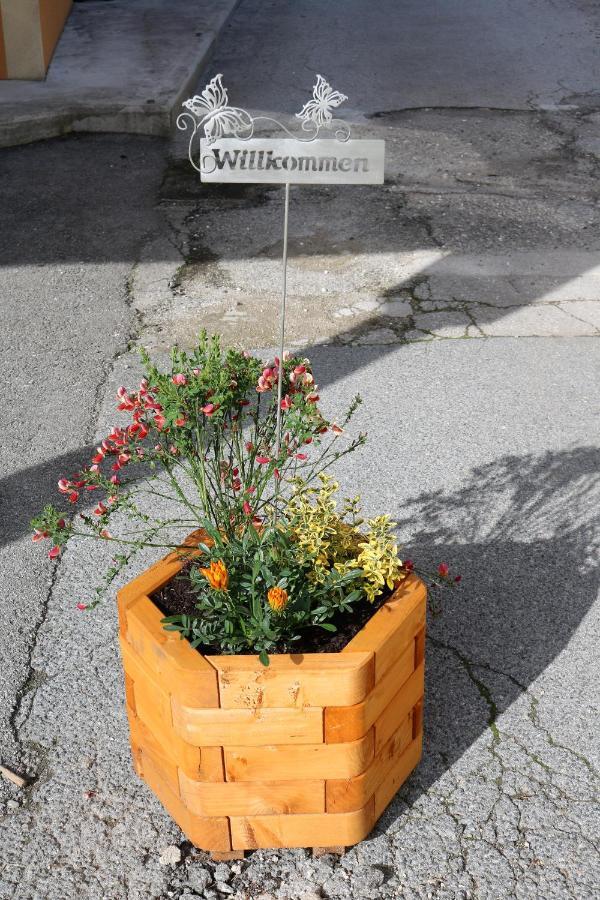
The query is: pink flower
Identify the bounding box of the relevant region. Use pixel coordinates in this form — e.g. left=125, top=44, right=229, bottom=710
left=201, top=403, right=218, bottom=416
left=192, top=367, right=202, bottom=376
left=32, top=529, right=49, bottom=543
left=438, top=562, right=449, bottom=577
left=48, top=546, right=61, bottom=559
left=280, top=394, right=292, bottom=410
left=245, top=441, right=254, bottom=452
left=257, top=367, right=277, bottom=392
left=94, top=502, right=107, bottom=516
left=76, top=603, right=87, bottom=611
left=245, top=486, right=256, bottom=495
left=256, top=456, right=271, bottom=465
left=172, top=373, right=187, bottom=386
left=100, top=530, right=111, bottom=539
left=174, top=417, right=187, bottom=426
left=306, top=392, right=320, bottom=404
left=242, top=501, right=253, bottom=516
left=274, top=468, right=281, bottom=480
left=154, top=413, right=166, bottom=430
left=58, top=478, right=70, bottom=494
left=110, top=475, right=120, bottom=485
left=332, top=423, right=344, bottom=434
left=295, top=453, right=308, bottom=461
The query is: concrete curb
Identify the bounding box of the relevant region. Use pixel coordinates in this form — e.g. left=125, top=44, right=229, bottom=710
left=0, top=0, right=241, bottom=149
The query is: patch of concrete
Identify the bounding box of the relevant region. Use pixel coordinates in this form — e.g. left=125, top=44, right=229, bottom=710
left=474, top=303, right=597, bottom=337
left=0, top=0, right=241, bottom=148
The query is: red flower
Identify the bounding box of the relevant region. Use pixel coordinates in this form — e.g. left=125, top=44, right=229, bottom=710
left=202, top=403, right=218, bottom=416
left=454, top=575, right=462, bottom=584
left=94, top=502, right=107, bottom=516
left=331, top=423, right=344, bottom=435
left=76, top=603, right=87, bottom=611
left=256, top=456, right=271, bottom=465
left=58, top=478, right=70, bottom=494
left=48, top=546, right=61, bottom=559
left=403, top=559, right=414, bottom=573
left=438, top=563, right=449, bottom=577
left=245, top=441, right=254, bottom=452
left=280, top=394, right=292, bottom=410
left=68, top=491, right=79, bottom=504
left=295, top=453, right=308, bottom=461
left=174, top=417, right=187, bottom=427
left=242, top=501, right=253, bottom=516
left=32, top=529, right=49, bottom=543
left=154, top=413, right=166, bottom=430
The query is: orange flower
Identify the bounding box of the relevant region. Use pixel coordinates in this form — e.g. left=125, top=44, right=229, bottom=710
left=267, top=586, right=289, bottom=614
left=200, top=560, right=229, bottom=591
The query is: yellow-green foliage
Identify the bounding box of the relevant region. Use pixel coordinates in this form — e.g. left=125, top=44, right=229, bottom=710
left=286, top=475, right=403, bottom=601
left=355, top=515, right=403, bottom=602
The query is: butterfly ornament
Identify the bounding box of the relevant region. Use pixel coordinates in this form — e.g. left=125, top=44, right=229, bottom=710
left=182, top=74, right=253, bottom=145
left=296, top=75, right=348, bottom=131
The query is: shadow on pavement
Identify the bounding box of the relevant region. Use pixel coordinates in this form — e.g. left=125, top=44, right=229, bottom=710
left=378, top=444, right=599, bottom=823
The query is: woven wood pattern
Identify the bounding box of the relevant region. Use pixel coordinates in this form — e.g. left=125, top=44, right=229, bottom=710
left=118, top=531, right=426, bottom=851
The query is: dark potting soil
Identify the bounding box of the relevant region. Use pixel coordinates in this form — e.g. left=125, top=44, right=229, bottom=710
left=152, top=560, right=389, bottom=655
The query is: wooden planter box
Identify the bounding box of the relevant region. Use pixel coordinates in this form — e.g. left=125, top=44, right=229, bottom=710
left=117, top=531, right=426, bottom=855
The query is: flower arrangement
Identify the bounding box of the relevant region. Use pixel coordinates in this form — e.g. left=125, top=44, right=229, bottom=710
left=32, top=333, right=458, bottom=665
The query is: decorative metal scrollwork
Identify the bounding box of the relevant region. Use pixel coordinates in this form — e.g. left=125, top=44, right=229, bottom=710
left=177, top=73, right=351, bottom=174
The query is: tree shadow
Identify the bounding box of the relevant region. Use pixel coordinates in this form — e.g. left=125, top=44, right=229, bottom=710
left=380, top=445, right=599, bottom=811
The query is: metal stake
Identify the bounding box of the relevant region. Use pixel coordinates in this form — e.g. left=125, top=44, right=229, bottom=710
left=274, top=181, right=290, bottom=458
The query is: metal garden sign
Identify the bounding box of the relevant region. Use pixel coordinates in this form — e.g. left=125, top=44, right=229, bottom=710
left=178, top=74, right=385, bottom=451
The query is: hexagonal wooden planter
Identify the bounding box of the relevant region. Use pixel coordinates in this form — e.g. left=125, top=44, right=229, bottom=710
left=117, top=531, right=426, bottom=856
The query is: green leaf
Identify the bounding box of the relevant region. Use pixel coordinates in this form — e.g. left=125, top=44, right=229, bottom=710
left=318, top=623, right=337, bottom=632
left=258, top=650, right=270, bottom=667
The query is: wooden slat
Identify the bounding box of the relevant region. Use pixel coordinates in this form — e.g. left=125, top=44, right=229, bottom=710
left=121, top=638, right=224, bottom=780
left=179, top=771, right=325, bottom=816
left=325, top=715, right=413, bottom=812
left=209, top=652, right=374, bottom=709
left=124, top=595, right=219, bottom=708
left=414, top=626, right=426, bottom=668
left=224, top=730, right=375, bottom=782
left=172, top=701, right=324, bottom=747
left=343, top=576, right=426, bottom=680
left=373, top=733, right=423, bottom=820
left=324, top=644, right=417, bottom=743
left=230, top=799, right=375, bottom=850
left=373, top=664, right=425, bottom=754
left=130, top=715, right=231, bottom=852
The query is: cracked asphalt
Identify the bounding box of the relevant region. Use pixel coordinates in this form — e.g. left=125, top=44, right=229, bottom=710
left=1, top=1, right=599, bottom=898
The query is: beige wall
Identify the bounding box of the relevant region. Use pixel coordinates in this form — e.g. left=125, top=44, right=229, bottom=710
left=0, top=0, right=72, bottom=79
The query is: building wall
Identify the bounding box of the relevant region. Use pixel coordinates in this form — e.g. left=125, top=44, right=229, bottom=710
left=0, top=0, right=72, bottom=79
